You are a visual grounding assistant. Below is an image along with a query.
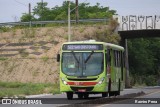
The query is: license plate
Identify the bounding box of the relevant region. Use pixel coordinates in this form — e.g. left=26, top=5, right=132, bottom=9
left=78, top=89, right=86, bottom=92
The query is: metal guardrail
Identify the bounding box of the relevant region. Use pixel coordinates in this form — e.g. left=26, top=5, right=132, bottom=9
left=0, top=19, right=108, bottom=27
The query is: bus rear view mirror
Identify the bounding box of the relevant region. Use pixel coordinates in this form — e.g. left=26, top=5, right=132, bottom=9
left=57, top=54, right=60, bottom=62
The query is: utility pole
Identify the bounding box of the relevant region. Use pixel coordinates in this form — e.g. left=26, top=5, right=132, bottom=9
left=41, top=0, right=43, bottom=26
left=75, top=0, right=79, bottom=24
left=125, top=39, right=131, bottom=88
left=29, top=3, right=31, bottom=15
left=67, top=0, right=80, bottom=41
left=41, top=0, right=43, bottom=18
left=29, top=3, right=31, bottom=27
left=68, top=1, right=71, bottom=42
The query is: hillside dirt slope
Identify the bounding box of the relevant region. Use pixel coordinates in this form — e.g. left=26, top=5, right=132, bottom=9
left=0, top=25, right=113, bottom=83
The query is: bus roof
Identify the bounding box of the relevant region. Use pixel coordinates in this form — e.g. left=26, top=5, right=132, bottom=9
left=62, top=40, right=124, bottom=51
left=104, top=42, right=124, bottom=51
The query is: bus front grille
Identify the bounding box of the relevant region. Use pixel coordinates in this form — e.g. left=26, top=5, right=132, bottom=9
left=67, top=78, right=97, bottom=81
left=70, top=86, right=94, bottom=92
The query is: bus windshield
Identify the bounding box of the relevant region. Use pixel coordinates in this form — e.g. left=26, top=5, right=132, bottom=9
left=62, top=52, right=104, bottom=76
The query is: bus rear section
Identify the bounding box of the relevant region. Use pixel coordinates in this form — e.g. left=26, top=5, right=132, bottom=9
left=57, top=41, right=125, bottom=100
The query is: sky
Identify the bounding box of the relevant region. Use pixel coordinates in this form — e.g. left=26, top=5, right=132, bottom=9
left=0, top=0, right=160, bottom=22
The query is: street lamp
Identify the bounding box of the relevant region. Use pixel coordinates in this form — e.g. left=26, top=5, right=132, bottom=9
left=66, top=0, right=80, bottom=42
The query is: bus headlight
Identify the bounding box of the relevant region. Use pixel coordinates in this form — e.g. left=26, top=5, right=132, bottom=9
left=97, top=77, right=104, bottom=85
left=61, top=78, right=68, bottom=85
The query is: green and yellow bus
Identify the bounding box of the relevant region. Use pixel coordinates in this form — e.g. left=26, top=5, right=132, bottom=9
left=57, top=40, right=125, bottom=100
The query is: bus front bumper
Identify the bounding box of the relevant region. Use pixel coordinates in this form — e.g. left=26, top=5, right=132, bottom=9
left=60, top=83, right=107, bottom=92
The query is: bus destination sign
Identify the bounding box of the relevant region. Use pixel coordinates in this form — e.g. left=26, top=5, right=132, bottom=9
left=62, top=44, right=103, bottom=50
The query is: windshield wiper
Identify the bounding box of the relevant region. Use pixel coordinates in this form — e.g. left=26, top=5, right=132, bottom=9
left=71, top=51, right=79, bottom=64
left=84, top=51, right=94, bottom=63
left=71, top=51, right=80, bottom=76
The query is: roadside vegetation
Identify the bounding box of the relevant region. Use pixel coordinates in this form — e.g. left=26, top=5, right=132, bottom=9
left=128, top=38, right=160, bottom=86
left=0, top=1, right=118, bottom=98
left=0, top=82, right=59, bottom=98
left=21, top=1, right=116, bottom=22
left=0, top=1, right=160, bottom=98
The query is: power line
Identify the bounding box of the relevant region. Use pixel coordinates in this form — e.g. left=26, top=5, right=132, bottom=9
left=14, top=0, right=27, bottom=7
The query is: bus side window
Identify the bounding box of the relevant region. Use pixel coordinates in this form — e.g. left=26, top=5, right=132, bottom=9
left=114, top=50, right=117, bottom=67
left=117, top=51, right=119, bottom=67
left=118, top=51, right=121, bottom=67
left=107, top=49, right=111, bottom=65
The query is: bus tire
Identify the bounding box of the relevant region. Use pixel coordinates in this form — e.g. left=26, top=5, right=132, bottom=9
left=67, top=92, right=73, bottom=100
left=108, top=78, right=112, bottom=97
left=117, top=78, right=121, bottom=95
left=115, top=79, right=121, bottom=96
left=84, top=93, right=89, bottom=99
left=109, top=92, right=114, bottom=96
left=102, top=92, right=108, bottom=97
left=78, top=93, right=83, bottom=99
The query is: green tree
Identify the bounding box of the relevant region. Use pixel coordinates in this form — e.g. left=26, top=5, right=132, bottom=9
left=128, top=38, right=160, bottom=86
left=33, top=2, right=50, bottom=20
left=20, top=1, right=117, bottom=21
left=20, top=13, right=35, bottom=22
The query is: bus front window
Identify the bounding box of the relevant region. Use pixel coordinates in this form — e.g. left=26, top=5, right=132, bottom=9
left=62, top=52, right=103, bottom=76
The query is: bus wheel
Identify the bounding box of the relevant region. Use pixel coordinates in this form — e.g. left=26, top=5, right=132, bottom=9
left=108, top=78, right=112, bottom=97
left=84, top=93, right=89, bottom=99
left=102, top=92, right=108, bottom=97
left=117, top=79, right=121, bottom=95
left=67, top=92, right=73, bottom=100
left=78, top=93, right=83, bottom=99
left=115, top=79, right=121, bottom=96
left=109, top=92, right=114, bottom=97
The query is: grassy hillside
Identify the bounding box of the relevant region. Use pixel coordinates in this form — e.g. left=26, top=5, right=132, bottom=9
left=0, top=22, right=120, bottom=84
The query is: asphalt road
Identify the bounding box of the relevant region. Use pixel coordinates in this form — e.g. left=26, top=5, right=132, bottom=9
left=0, top=86, right=160, bottom=107
left=100, top=86, right=160, bottom=107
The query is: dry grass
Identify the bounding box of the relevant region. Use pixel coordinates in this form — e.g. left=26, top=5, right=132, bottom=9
left=0, top=22, right=120, bottom=83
